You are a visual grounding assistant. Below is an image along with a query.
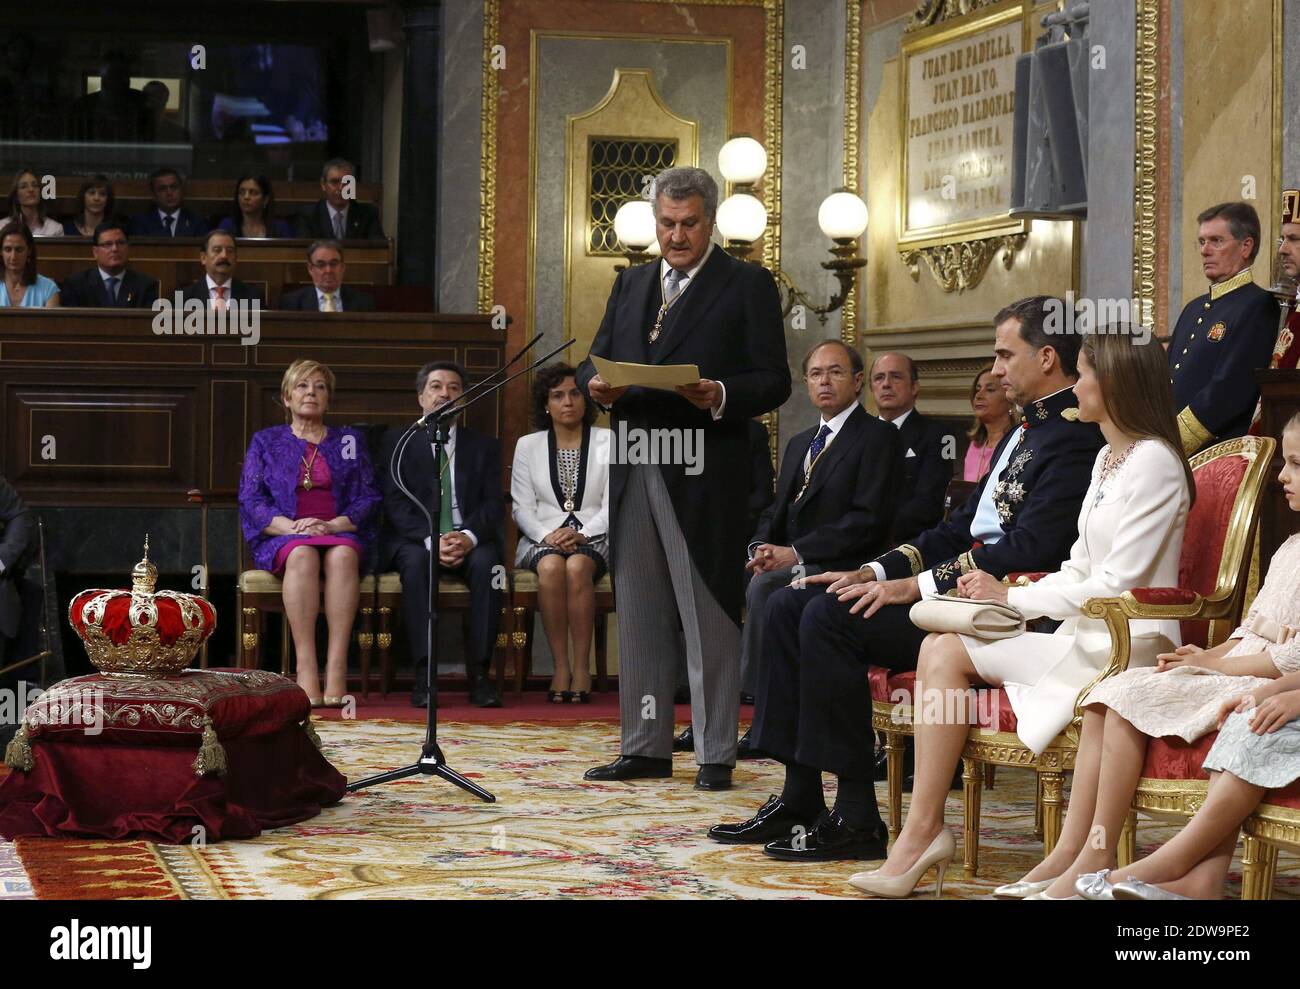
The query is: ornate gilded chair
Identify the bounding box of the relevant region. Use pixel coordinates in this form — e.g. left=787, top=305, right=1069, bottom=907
left=958, top=435, right=1273, bottom=877
left=509, top=571, right=614, bottom=696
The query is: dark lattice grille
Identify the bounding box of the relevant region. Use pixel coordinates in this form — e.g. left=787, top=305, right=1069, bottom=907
left=588, top=138, right=678, bottom=254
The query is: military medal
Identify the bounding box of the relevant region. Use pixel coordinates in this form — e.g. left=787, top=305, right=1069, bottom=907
left=1208, top=321, right=1227, bottom=341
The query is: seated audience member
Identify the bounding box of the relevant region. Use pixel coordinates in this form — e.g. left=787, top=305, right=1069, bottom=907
left=747, top=418, right=776, bottom=537
left=708, top=297, right=1102, bottom=862
left=218, top=174, right=294, bottom=239
left=6, top=169, right=62, bottom=237
left=66, top=52, right=152, bottom=144
left=1003, top=412, right=1300, bottom=901
left=180, top=230, right=262, bottom=307
left=142, top=81, right=191, bottom=144
left=740, top=338, right=902, bottom=719
left=849, top=327, right=1187, bottom=898
left=278, top=240, right=375, bottom=312
left=298, top=158, right=385, bottom=240
left=59, top=222, right=158, bottom=308
left=0, top=472, right=34, bottom=668
left=63, top=175, right=117, bottom=238
left=129, top=168, right=209, bottom=238
left=512, top=363, right=611, bottom=704
left=238, top=360, right=379, bottom=706
left=379, top=361, right=504, bottom=709
left=964, top=363, right=1017, bottom=481
left=870, top=352, right=953, bottom=543
left=0, top=222, right=59, bottom=307
left=1170, top=201, right=1278, bottom=455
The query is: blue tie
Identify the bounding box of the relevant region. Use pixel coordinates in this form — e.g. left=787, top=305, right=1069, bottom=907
left=106, top=276, right=119, bottom=303
left=163, top=214, right=175, bottom=235
left=806, top=423, right=832, bottom=474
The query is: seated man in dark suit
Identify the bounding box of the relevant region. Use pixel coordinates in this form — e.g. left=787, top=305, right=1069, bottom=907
left=297, top=158, right=385, bottom=241
left=870, top=352, right=954, bottom=543
left=710, top=296, right=1103, bottom=860
left=128, top=168, right=209, bottom=238
left=0, top=473, right=35, bottom=668
left=59, top=222, right=159, bottom=308
left=378, top=361, right=504, bottom=709
left=179, top=230, right=262, bottom=307
left=278, top=240, right=376, bottom=312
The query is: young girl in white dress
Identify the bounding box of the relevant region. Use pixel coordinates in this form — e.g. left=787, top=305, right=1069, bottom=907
left=849, top=326, right=1194, bottom=899
left=1004, top=414, right=1300, bottom=900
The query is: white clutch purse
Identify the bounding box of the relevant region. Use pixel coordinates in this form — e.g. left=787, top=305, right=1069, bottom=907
left=908, top=594, right=1026, bottom=640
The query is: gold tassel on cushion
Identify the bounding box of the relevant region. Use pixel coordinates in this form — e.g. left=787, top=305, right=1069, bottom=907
left=4, top=723, right=33, bottom=771
left=303, top=718, right=323, bottom=751
left=192, top=716, right=227, bottom=777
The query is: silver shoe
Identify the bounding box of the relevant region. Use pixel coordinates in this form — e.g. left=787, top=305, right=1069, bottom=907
left=1111, top=879, right=1190, bottom=901
left=1025, top=889, right=1082, bottom=900
left=992, top=876, right=1060, bottom=899
left=1075, top=869, right=1115, bottom=900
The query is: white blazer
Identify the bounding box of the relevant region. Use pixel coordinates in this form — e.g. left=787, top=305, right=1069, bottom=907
left=511, top=427, right=611, bottom=554
left=974, top=440, right=1190, bottom=754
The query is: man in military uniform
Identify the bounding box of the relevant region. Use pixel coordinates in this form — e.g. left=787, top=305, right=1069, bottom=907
left=1169, top=201, right=1279, bottom=455
left=1249, top=190, right=1300, bottom=432
left=708, top=296, right=1103, bottom=861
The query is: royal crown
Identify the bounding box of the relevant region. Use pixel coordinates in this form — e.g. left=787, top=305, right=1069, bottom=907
left=67, top=537, right=217, bottom=677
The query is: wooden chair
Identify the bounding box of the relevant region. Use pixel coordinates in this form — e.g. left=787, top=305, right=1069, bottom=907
left=367, top=572, right=510, bottom=697
left=236, top=568, right=378, bottom=694
left=958, top=435, right=1273, bottom=877
left=509, top=571, right=615, bottom=696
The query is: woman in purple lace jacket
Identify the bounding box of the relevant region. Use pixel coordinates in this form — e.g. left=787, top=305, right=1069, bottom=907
left=239, top=360, right=380, bottom=706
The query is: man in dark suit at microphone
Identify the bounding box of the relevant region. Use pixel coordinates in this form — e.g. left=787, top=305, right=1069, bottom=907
left=576, top=165, right=790, bottom=791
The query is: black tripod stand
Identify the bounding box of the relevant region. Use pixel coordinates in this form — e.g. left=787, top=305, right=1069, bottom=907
left=347, top=334, right=573, bottom=799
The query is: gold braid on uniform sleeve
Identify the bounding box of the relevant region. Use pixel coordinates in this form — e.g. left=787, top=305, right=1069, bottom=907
left=1176, top=407, right=1213, bottom=456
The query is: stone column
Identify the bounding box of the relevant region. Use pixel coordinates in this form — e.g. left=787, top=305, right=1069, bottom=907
left=398, top=2, right=441, bottom=290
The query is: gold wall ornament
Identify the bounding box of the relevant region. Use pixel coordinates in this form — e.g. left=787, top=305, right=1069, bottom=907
left=907, top=0, right=1006, bottom=32
left=1132, top=0, right=1159, bottom=331
left=841, top=0, right=862, bottom=345
left=898, top=232, right=1027, bottom=293
left=477, top=0, right=502, bottom=314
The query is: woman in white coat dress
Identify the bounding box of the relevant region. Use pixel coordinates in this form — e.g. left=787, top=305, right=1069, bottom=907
left=512, top=363, right=611, bottom=703
left=849, top=327, right=1194, bottom=898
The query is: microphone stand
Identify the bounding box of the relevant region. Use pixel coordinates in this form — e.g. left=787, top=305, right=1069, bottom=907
left=347, top=336, right=575, bottom=798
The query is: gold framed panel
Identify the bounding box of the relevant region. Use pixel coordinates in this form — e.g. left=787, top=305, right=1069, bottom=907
left=896, top=0, right=1032, bottom=253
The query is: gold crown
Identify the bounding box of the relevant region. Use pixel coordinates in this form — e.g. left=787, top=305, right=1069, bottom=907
left=68, top=537, right=217, bottom=678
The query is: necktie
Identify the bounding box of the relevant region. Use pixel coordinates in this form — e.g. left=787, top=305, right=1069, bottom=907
left=806, top=423, right=832, bottom=476
left=163, top=214, right=175, bottom=236
left=322, top=292, right=336, bottom=312
left=333, top=212, right=345, bottom=239
left=438, top=448, right=454, bottom=534
left=106, top=276, right=119, bottom=303
left=213, top=284, right=227, bottom=311
left=665, top=267, right=685, bottom=303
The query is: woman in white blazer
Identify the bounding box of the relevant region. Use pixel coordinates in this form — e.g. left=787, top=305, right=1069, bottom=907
left=850, top=327, right=1194, bottom=898
left=512, top=363, right=611, bottom=703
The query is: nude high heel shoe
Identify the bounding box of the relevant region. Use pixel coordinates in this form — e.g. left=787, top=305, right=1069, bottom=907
left=847, top=829, right=956, bottom=899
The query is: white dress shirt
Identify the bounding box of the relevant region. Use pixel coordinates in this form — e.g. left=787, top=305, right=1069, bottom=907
left=315, top=287, right=343, bottom=311
left=205, top=274, right=233, bottom=305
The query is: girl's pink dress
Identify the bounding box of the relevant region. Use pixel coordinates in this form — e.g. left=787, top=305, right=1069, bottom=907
left=270, top=445, right=356, bottom=575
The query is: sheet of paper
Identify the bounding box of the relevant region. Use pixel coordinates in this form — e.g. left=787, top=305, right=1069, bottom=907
left=591, top=355, right=700, bottom=389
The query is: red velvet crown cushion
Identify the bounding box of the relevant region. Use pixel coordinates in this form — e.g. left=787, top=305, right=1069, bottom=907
left=20, top=669, right=309, bottom=748
left=1177, top=455, right=1249, bottom=646
left=69, top=589, right=216, bottom=646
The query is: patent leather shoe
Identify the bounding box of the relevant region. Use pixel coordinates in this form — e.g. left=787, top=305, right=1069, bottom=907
left=673, top=725, right=695, bottom=752
left=583, top=755, right=672, bottom=781
left=694, top=764, right=732, bottom=790
left=763, top=810, right=888, bottom=862
left=707, top=795, right=819, bottom=844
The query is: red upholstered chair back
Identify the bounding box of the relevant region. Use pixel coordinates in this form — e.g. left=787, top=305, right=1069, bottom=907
left=1179, top=437, right=1274, bottom=647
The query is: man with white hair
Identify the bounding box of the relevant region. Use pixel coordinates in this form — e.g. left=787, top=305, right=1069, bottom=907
left=576, top=166, right=790, bottom=790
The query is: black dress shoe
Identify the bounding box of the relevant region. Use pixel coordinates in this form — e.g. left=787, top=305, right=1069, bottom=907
left=708, top=795, right=821, bottom=844
left=736, top=727, right=766, bottom=760
left=694, top=764, right=732, bottom=790
left=468, top=672, right=502, bottom=708
left=583, top=755, right=673, bottom=781
left=673, top=725, right=695, bottom=752
left=763, top=810, right=888, bottom=861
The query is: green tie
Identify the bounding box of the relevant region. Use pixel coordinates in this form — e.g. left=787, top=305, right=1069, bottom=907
left=439, top=448, right=454, bottom=535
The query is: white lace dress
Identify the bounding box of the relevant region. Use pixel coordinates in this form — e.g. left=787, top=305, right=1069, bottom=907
left=1084, top=534, right=1300, bottom=742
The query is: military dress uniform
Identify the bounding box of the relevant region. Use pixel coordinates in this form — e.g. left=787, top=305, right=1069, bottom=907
left=749, top=385, right=1103, bottom=796
left=1169, top=268, right=1279, bottom=455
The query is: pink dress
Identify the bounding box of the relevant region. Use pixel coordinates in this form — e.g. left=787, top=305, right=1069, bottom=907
left=270, top=444, right=356, bottom=575
left=964, top=441, right=996, bottom=482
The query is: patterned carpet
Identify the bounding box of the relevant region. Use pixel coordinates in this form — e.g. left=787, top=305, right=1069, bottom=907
left=8, top=718, right=1300, bottom=900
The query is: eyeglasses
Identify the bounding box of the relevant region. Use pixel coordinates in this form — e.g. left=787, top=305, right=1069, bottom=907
left=95, top=239, right=127, bottom=249
left=806, top=368, right=850, bottom=382
left=309, top=260, right=343, bottom=270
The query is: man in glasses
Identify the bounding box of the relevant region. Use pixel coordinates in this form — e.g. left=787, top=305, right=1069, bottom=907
left=278, top=240, right=375, bottom=312
left=58, top=222, right=159, bottom=308
left=297, top=159, right=385, bottom=241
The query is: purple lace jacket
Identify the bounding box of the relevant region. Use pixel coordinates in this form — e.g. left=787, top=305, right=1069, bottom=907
left=238, top=425, right=381, bottom=572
